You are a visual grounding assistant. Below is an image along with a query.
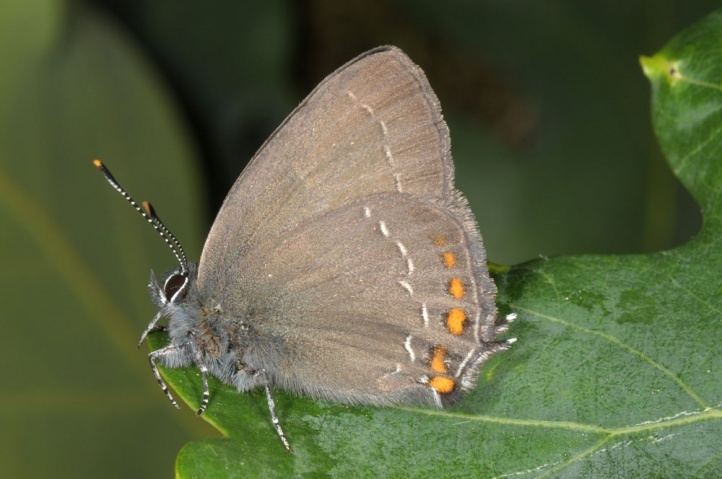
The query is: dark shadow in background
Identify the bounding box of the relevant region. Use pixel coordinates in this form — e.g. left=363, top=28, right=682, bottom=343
left=93, top=0, right=703, bottom=264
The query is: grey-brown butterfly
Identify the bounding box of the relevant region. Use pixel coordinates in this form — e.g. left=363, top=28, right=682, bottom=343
left=95, top=46, right=514, bottom=451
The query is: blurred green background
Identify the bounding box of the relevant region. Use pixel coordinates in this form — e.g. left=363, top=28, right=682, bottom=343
left=0, top=1, right=713, bottom=477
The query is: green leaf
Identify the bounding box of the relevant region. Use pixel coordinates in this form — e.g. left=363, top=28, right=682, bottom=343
left=0, top=1, right=207, bottom=477
left=148, top=9, right=722, bottom=479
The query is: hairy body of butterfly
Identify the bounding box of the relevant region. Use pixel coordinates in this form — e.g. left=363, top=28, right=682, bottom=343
left=96, top=46, right=514, bottom=452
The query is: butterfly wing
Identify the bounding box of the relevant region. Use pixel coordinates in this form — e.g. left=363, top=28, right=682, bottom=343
left=197, top=46, right=453, bottom=289
left=232, top=193, right=498, bottom=406
left=193, top=46, right=502, bottom=406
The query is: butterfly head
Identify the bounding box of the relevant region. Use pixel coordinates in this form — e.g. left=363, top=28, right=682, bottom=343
left=149, top=265, right=195, bottom=307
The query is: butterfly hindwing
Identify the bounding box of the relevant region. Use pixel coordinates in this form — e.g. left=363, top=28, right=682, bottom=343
left=231, top=193, right=497, bottom=405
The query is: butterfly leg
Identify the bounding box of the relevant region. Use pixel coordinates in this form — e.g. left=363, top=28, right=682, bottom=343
left=195, top=359, right=211, bottom=416
left=228, top=366, right=291, bottom=451
left=263, top=381, right=292, bottom=452
left=138, top=310, right=165, bottom=347
left=252, top=370, right=291, bottom=452
left=148, top=344, right=188, bottom=409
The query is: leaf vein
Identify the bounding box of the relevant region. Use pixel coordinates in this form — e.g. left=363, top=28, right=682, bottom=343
left=537, top=436, right=612, bottom=478
left=673, top=122, right=722, bottom=176
left=512, top=304, right=709, bottom=408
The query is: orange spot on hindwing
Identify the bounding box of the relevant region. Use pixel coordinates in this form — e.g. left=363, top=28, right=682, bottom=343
left=433, top=235, right=447, bottom=247
left=442, top=252, right=457, bottom=268
left=429, top=376, right=456, bottom=394
left=448, top=277, right=465, bottom=299
left=427, top=345, right=456, bottom=394
left=446, top=308, right=467, bottom=335
left=430, top=346, right=448, bottom=373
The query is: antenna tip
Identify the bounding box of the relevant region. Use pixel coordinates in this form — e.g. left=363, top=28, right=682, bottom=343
left=92, top=158, right=103, bottom=169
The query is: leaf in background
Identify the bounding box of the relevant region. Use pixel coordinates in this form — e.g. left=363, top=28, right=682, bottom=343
left=153, top=8, right=722, bottom=479
left=0, top=1, right=208, bottom=477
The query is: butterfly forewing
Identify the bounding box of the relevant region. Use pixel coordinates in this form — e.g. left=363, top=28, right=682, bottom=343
left=197, top=46, right=453, bottom=291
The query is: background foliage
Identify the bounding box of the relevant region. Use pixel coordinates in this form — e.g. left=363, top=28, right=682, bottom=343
left=0, top=1, right=717, bottom=477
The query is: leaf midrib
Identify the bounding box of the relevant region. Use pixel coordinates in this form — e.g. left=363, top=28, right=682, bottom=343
left=402, top=402, right=721, bottom=435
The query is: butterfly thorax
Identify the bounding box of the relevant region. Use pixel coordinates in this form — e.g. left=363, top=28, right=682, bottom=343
left=150, top=267, right=275, bottom=392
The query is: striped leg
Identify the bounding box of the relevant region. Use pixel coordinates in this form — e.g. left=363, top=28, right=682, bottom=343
left=190, top=344, right=211, bottom=415
left=148, top=346, right=181, bottom=409
left=264, top=383, right=291, bottom=452
left=196, top=363, right=210, bottom=415
left=138, top=310, right=165, bottom=347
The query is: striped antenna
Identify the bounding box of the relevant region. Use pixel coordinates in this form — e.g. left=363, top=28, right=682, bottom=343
left=92, top=159, right=189, bottom=275
left=141, top=200, right=188, bottom=270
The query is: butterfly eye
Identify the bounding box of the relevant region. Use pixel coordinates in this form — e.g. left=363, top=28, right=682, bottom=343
left=163, top=273, right=188, bottom=303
